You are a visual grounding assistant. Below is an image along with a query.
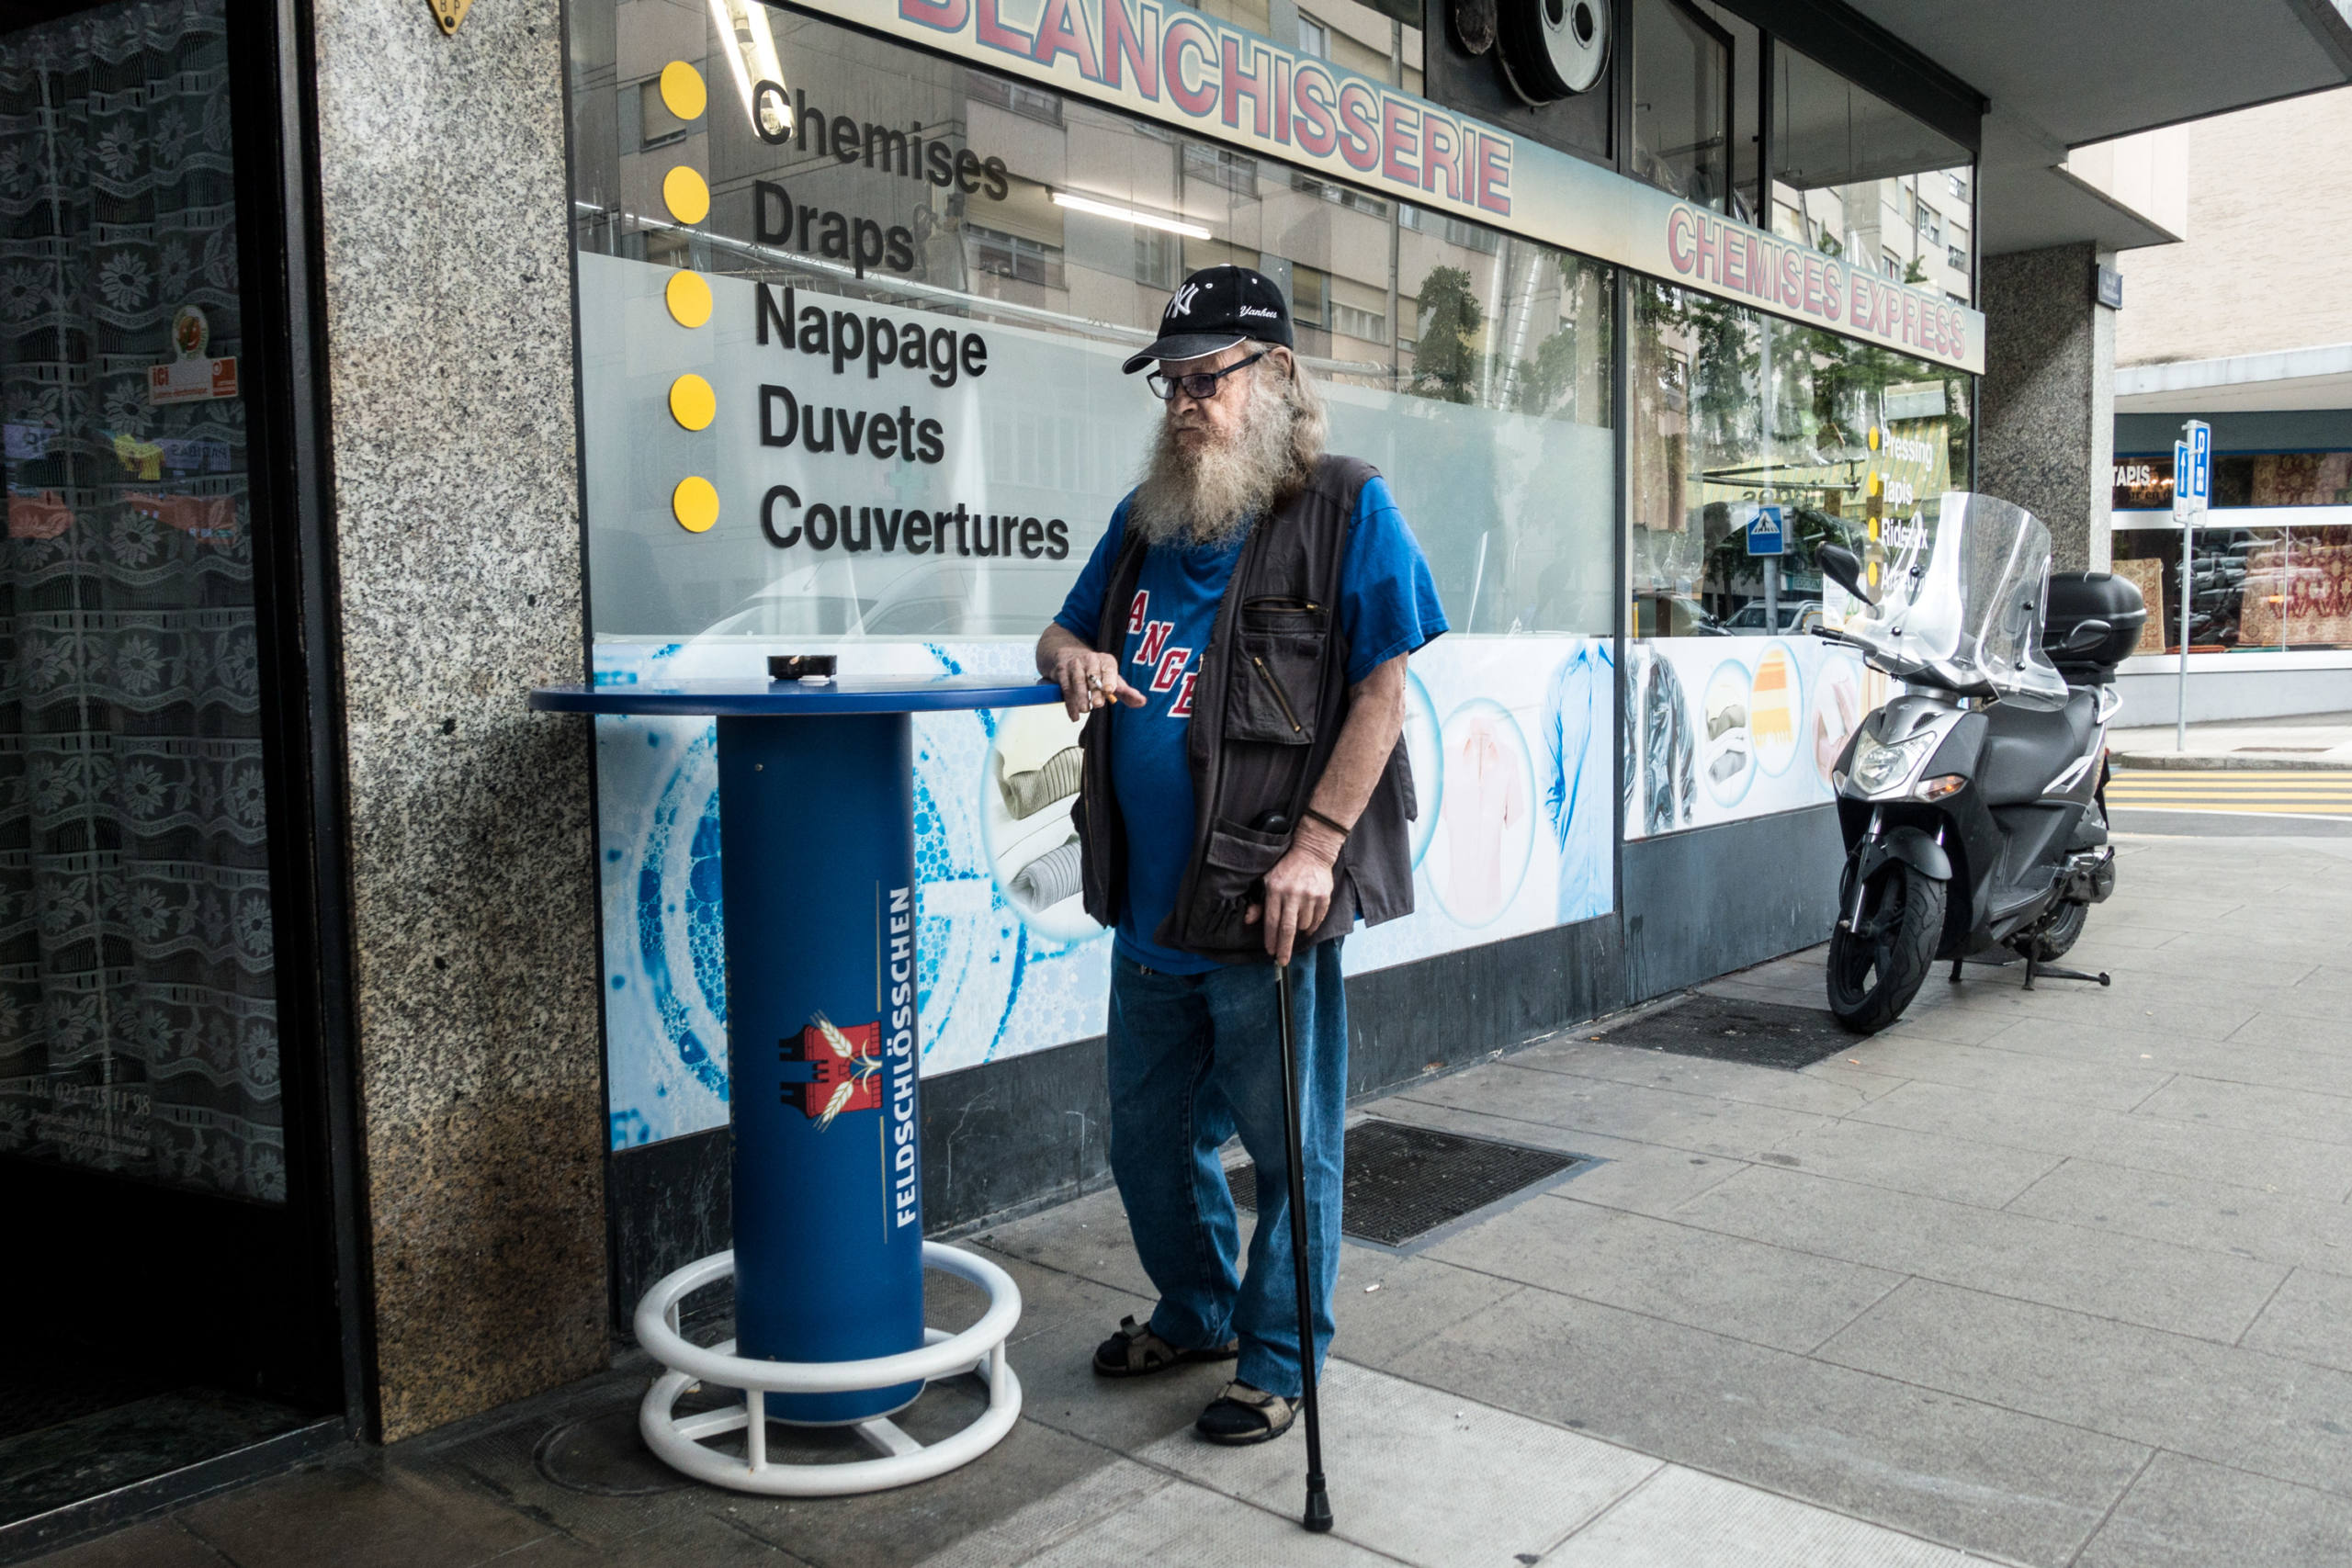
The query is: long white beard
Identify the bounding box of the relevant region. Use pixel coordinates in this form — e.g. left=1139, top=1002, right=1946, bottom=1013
left=1128, top=370, right=1298, bottom=547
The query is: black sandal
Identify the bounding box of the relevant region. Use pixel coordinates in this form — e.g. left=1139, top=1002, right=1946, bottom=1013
left=1195, top=1381, right=1297, bottom=1445
left=1092, top=1315, right=1239, bottom=1378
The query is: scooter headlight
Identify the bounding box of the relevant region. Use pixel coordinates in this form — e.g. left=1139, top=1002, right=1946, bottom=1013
left=1847, top=729, right=1937, bottom=795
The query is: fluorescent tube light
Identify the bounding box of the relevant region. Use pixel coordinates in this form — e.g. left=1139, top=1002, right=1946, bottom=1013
left=710, top=0, right=789, bottom=138
left=1049, top=190, right=1210, bottom=239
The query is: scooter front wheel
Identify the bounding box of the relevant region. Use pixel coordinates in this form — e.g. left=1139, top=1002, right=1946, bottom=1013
left=1826, top=861, right=1947, bottom=1033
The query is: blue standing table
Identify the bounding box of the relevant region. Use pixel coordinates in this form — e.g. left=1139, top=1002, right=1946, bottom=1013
left=529, top=675, right=1063, bottom=1495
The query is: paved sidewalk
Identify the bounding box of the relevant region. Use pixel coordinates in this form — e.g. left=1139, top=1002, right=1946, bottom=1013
left=2111, top=709, right=2352, bottom=769
left=28, top=829, right=2352, bottom=1567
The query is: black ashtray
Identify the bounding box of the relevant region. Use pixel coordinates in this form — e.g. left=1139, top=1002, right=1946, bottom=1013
left=767, top=654, right=838, bottom=682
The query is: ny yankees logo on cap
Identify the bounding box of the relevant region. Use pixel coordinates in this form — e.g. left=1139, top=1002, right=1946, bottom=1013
left=1123, top=264, right=1294, bottom=374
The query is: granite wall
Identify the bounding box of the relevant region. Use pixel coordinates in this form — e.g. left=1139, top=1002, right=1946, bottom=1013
left=310, top=0, right=608, bottom=1438
left=1979, top=243, right=2115, bottom=572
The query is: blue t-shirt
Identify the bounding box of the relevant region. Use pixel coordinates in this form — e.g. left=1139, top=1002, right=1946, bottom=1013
left=1052, top=476, right=1446, bottom=973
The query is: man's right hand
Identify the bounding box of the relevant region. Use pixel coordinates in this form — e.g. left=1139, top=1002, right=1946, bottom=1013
left=1048, top=642, right=1145, bottom=721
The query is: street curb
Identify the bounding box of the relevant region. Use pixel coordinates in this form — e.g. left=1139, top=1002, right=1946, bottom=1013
left=2111, top=750, right=2352, bottom=772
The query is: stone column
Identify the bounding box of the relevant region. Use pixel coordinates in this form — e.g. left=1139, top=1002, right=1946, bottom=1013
left=310, top=0, right=607, bottom=1438
left=1976, top=243, right=2116, bottom=571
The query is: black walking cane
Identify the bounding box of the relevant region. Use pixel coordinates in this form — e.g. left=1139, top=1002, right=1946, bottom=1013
left=1257, top=812, right=1333, bottom=1533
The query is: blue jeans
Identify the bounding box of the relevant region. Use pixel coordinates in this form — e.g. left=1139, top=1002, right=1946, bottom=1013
left=1105, top=943, right=1345, bottom=1400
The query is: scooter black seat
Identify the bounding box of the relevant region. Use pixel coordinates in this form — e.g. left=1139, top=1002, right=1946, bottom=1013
left=1979, top=692, right=2098, bottom=806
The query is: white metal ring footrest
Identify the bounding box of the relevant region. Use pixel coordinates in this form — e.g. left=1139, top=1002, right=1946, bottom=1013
left=634, top=1241, right=1023, bottom=1495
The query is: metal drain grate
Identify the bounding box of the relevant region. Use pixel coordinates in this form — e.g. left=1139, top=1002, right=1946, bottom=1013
left=1227, top=1119, right=1583, bottom=1248
left=1595, top=994, right=1851, bottom=1070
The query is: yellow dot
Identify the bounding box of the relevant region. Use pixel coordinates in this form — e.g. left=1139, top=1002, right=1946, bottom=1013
left=669, top=373, right=717, bottom=431
left=664, top=269, right=712, bottom=328
left=659, top=61, right=707, bottom=121
left=663, top=165, right=709, bottom=225
left=673, top=476, right=719, bottom=533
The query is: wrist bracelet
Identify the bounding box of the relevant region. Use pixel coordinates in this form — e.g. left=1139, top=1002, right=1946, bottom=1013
left=1303, top=807, right=1351, bottom=840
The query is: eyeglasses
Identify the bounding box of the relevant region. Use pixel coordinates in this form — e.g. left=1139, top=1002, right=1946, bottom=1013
left=1146, top=351, right=1267, bottom=402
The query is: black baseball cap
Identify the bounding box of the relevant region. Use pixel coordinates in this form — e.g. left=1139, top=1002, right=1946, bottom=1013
left=1122, top=264, right=1295, bottom=374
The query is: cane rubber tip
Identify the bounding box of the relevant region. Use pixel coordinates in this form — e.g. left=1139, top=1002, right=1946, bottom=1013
left=1305, top=1489, right=1334, bottom=1532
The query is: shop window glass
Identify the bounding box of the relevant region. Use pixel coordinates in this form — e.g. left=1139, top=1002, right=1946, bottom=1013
left=1770, top=42, right=1973, bottom=302
left=1632, top=0, right=1732, bottom=213
left=1, top=0, right=285, bottom=1201
left=1689, top=0, right=1760, bottom=223
left=569, top=6, right=1619, bottom=647
left=1627, top=275, right=1973, bottom=641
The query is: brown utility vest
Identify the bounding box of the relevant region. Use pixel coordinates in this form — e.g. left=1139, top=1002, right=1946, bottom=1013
left=1071, top=455, right=1418, bottom=964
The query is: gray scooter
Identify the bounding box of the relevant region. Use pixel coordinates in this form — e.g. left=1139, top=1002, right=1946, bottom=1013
left=1813, top=494, right=2147, bottom=1032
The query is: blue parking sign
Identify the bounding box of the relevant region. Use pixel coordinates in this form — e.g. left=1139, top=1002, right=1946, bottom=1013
left=1747, top=504, right=1785, bottom=557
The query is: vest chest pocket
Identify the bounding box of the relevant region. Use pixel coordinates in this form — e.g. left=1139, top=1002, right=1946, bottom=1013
left=1226, top=598, right=1328, bottom=745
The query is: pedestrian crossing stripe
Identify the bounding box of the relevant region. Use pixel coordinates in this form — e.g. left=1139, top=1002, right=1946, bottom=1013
left=2109, top=771, right=2352, bottom=816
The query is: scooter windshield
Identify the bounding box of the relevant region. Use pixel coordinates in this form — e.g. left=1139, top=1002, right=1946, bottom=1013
left=1829, top=492, right=2069, bottom=705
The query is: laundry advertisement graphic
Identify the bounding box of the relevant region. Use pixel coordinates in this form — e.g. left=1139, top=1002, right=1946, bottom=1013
left=594, top=632, right=1612, bottom=1149
left=1622, top=637, right=1867, bottom=840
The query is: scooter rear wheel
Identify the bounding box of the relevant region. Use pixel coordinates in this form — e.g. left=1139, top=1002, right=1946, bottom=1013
left=2013, top=899, right=2087, bottom=962
left=1827, top=862, right=1946, bottom=1034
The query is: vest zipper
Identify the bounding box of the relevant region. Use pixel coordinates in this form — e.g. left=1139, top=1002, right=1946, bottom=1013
left=1250, top=654, right=1306, bottom=736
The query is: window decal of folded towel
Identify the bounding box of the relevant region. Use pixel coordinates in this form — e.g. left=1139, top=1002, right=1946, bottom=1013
left=1007, top=837, right=1082, bottom=910
left=997, top=745, right=1082, bottom=820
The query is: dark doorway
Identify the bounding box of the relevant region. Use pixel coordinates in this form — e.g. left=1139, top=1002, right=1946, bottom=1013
left=0, top=0, right=356, bottom=1539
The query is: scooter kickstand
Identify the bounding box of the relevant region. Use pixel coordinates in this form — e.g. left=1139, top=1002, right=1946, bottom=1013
left=1949, top=957, right=1964, bottom=984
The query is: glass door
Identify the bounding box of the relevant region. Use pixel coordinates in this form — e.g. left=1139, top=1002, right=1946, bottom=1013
left=2, top=0, right=342, bottom=1529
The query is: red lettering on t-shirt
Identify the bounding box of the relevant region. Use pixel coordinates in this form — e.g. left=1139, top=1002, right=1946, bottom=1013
left=1150, top=646, right=1190, bottom=693
left=1125, top=590, right=1150, bottom=635
left=1170, top=670, right=1197, bottom=716
left=1136, top=619, right=1173, bottom=667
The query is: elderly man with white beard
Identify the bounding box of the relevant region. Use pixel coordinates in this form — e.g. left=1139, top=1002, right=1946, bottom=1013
left=1034, top=265, right=1446, bottom=1446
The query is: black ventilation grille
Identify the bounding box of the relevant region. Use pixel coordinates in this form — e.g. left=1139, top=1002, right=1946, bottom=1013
left=1594, top=994, right=1851, bottom=1070
left=1228, top=1119, right=1584, bottom=1248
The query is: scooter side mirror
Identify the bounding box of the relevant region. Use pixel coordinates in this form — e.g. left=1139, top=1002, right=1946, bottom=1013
left=1818, top=544, right=1875, bottom=606
left=2051, top=618, right=2113, bottom=657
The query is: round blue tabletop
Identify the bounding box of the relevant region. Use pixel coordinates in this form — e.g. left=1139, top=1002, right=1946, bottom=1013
left=527, top=675, right=1065, bottom=717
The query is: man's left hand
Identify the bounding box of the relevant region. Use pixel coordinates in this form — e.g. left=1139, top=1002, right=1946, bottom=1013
left=1246, top=820, right=1344, bottom=965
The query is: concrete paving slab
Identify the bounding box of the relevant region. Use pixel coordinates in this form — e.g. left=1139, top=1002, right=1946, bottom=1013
left=1815, top=1279, right=2352, bottom=1499
left=1388, top=1284, right=2149, bottom=1566
left=1422, top=1196, right=1904, bottom=1353
left=604, top=1403, right=1119, bottom=1568
left=1541, top=1464, right=1988, bottom=1568
left=1921, top=981, right=2262, bottom=1044
left=1668, top=1164, right=2287, bottom=1343
left=2073, top=1451, right=2352, bottom=1568
left=1794, top=1062, right=1915, bottom=1106
left=1849, top=1003, right=2029, bottom=1047
left=1510, top=1037, right=1883, bottom=1118
left=2133, top=1075, right=2352, bottom=1149
left=176, top=1456, right=554, bottom=1568
left=22, top=1522, right=232, bottom=1568
left=2238, top=1269, right=2352, bottom=1371
left=1015, top=1477, right=1401, bottom=1567
left=978, top=1185, right=1159, bottom=1302
left=1848, top=1078, right=2352, bottom=1202
left=1961, top=1016, right=2352, bottom=1101
left=908, top=1459, right=1172, bottom=1568
left=1364, top=1099, right=1755, bottom=1219
left=1760, top=1116, right=2066, bottom=1209
left=1397, top=1064, right=1833, bottom=1163
left=2003, top=1157, right=2352, bottom=1280
left=1328, top=1247, right=1528, bottom=1365
left=2227, top=1010, right=2352, bottom=1057
left=1136, top=1360, right=1660, bottom=1568
left=1832, top=1033, right=2176, bottom=1112
left=497, top=1511, right=813, bottom=1565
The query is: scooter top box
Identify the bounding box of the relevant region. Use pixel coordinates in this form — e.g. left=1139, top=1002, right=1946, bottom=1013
left=2044, top=571, right=2147, bottom=679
